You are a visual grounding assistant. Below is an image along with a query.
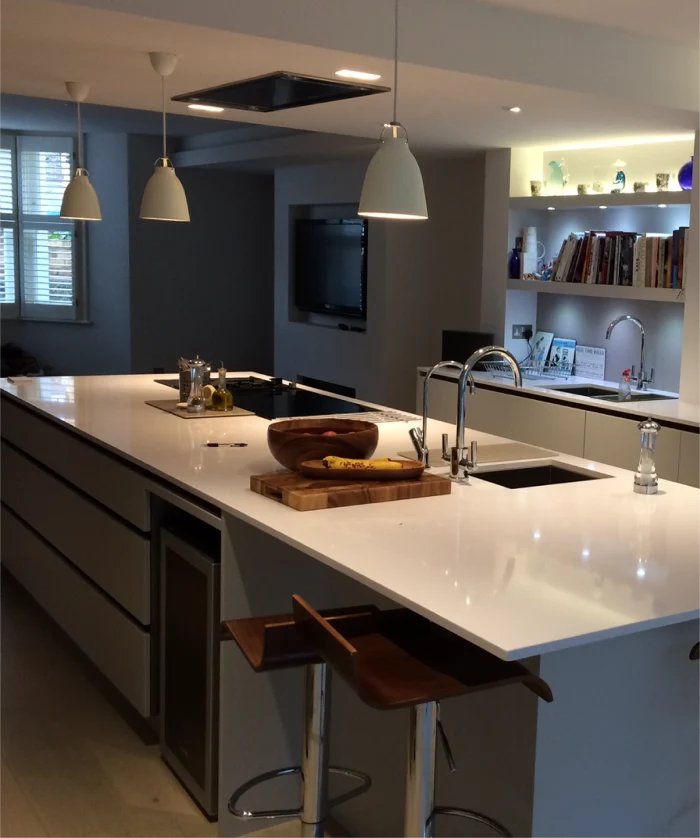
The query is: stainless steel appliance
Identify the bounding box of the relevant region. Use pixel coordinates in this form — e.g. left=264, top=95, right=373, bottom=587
left=160, top=527, right=220, bottom=818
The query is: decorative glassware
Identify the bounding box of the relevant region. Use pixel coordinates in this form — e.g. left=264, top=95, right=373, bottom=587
left=186, top=359, right=207, bottom=414
left=634, top=419, right=660, bottom=495
left=678, top=156, right=693, bottom=191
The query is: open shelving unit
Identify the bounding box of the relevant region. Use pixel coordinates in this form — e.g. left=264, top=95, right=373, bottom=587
left=510, top=192, right=691, bottom=211
left=506, top=278, right=685, bottom=303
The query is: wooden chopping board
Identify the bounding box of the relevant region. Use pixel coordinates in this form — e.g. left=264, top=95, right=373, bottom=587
left=251, top=471, right=451, bottom=511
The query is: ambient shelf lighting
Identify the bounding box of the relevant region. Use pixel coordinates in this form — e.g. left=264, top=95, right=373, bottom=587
left=358, top=0, right=427, bottom=220
left=60, top=82, right=102, bottom=221
left=140, top=52, right=190, bottom=222
left=505, top=106, right=521, bottom=113
left=599, top=205, right=607, bottom=209
left=188, top=103, right=224, bottom=113
left=335, top=69, right=382, bottom=81
left=658, top=204, right=667, bottom=208
left=546, top=134, right=695, bottom=152
left=547, top=206, right=555, bottom=211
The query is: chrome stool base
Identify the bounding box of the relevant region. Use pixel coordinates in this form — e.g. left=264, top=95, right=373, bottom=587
left=228, top=663, right=370, bottom=836
left=404, top=701, right=512, bottom=838
left=228, top=764, right=372, bottom=820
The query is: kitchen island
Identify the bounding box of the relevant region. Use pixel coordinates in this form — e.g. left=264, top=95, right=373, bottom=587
left=1, top=373, right=698, bottom=837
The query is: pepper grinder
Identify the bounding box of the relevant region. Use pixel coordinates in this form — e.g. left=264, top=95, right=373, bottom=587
left=634, top=418, right=660, bottom=494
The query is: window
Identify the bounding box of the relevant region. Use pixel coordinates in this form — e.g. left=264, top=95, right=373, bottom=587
left=1, top=134, right=85, bottom=321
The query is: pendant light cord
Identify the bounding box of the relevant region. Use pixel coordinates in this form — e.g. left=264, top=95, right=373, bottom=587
left=76, top=100, right=83, bottom=169
left=392, top=0, right=399, bottom=125
left=161, top=75, right=167, bottom=160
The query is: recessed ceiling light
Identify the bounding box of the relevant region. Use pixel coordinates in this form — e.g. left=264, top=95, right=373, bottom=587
left=188, top=103, right=224, bottom=113
left=335, top=69, right=382, bottom=81
left=547, top=206, right=555, bottom=211
left=658, top=203, right=667, bottom=208
left=504, top=106, right=521, bottom=113
left=599, top=205, right=607, bottom=209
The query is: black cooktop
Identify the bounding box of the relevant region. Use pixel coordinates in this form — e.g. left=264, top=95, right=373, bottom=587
left=155, top=375, right=373, bottom=421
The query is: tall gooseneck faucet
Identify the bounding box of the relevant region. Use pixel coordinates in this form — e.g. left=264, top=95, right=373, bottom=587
left=451, top=346, right=522, bottom=480
left=605, top=315, right=653, bottom=390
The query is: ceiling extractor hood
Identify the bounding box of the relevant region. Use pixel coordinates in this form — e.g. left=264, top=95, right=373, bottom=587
left=171, top=70, right=390, bottom=113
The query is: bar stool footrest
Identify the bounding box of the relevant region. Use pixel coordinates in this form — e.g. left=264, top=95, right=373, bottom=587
left=431, top=805, right=513, bottom=837
left=228, top=764, right=371, bottom=821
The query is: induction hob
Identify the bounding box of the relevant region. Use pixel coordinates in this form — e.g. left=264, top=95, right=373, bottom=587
left=154, top=375, right=374, bottom=421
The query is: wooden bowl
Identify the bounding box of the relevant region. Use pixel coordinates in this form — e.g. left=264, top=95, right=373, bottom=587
left=267, top=418, right=379, bottom=472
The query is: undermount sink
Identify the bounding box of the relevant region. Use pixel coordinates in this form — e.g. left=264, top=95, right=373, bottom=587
left=542, top=385, right=678, bottom=403
left=472, top=463, right=611, bottom=489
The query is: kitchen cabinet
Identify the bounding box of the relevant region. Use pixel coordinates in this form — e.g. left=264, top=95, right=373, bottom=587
left=678, top=431, right=700, bottom=488
left=467, top=387, right=587, bottom=456
left=583, top=412, right=681, bottom=480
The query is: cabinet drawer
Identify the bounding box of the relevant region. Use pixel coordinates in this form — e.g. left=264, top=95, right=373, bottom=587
left=1, top=397, right=150, bottom=531
left=583, top=412, right=681, bottom=481
left=469, top=388, right=586, bottom=456
left=678, top=432, right=700, bottom=488
left=1, top=507, right=150, bottom=716
left=2, top=442, right=150, bottom=624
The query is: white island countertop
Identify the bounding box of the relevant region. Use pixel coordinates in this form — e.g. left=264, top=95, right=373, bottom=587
left=417, top=367, right=700, bottom=429
left=2, top=373, right=698, bottom=660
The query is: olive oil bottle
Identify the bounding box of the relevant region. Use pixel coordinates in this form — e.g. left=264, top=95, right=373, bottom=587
left=211, top=365, right=234, bottom=412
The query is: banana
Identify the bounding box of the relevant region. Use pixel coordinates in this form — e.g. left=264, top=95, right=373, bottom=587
left=322, top=456, right=402, bottom=470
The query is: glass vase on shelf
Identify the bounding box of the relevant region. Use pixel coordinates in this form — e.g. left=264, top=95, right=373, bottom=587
left=678, top=156, right=693, bottom=191
left=508, top=236, right=522, bottom=279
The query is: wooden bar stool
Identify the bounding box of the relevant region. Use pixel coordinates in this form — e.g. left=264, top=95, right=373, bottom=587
left=221, top=606, right=375, bottom=837
left=292, top=594, right=553, bottom=838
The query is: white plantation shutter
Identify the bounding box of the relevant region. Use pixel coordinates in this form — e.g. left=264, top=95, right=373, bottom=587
left=18, top=136, right=78, bottom=319
left=0, top=141, right=18, bottom=311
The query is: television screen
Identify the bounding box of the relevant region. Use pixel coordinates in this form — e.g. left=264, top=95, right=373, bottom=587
left=294, top=219, right=367, bottom=318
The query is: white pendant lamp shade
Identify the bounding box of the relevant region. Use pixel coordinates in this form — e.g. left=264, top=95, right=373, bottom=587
left=140, top=158, right=190, bottom=222
left=60, top=168, right=102, bottom=220
left=60, top=82, right=102, bottom=221
left=140, top=51, right=190, bottom=222
left=358, top=125, right=427, bottom=219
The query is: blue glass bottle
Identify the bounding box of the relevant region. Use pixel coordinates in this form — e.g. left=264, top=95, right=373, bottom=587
left=508, top=239, right=522, bottom=279
left=678, top=156, right=693, bottom=191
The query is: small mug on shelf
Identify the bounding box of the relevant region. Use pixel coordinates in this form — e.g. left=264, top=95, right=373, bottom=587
left=577, top=183, right=591, bottom=195
left=633, top=182, right=648, bottom=193
left=530, top=180, right=543, bottom=197
left=592, top=181, right=605, bottom=193
left=656, top=173, right=670, bottom=191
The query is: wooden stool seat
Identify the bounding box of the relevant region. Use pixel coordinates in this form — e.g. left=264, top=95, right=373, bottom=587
left=292, top=596, right=552, bottom=709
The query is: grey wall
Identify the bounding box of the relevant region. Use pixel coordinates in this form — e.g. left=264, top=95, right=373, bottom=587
left=274, top=156, right=486, bottom=411
left=536, top=295, right=683, bottom=392
left=127, top=135, right=274, bottom=374
left=3, top=133, right=132, bottom=375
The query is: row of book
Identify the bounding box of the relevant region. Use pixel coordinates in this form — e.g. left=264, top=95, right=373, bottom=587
left=551, top=227, right=689, bottom=288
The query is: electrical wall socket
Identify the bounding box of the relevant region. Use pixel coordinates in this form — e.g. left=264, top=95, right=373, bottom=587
left=512, top=324, right=533, bottom=339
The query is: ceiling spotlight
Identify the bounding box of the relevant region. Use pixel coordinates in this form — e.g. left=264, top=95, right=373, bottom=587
left=658, top=203, right=667, bottom=208
left=504, top=106, right=521, bottom=113
left=336, top=69, right=382, bottom=81
left=547, top=206, right=555, bottom=211
left=599, top=205, right=608, bottom=209
left=188, top=103, right=224, bottom=113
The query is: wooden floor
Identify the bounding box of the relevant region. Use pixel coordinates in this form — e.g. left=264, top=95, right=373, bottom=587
left=1, top=575, right=218, bottom=838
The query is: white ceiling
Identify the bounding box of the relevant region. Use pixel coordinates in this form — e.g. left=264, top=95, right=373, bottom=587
left=1, top=0, right=698, bottom=152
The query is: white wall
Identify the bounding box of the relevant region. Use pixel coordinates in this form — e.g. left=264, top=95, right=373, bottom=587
left=273, top=155, right=486, bottom=411
left=679, top=130, right=699, bottom=404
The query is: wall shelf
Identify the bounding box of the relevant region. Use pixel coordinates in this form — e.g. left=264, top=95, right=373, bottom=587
left=510, top=192, right=691, bottom=211
left=506, top=278, right=685, bottom=303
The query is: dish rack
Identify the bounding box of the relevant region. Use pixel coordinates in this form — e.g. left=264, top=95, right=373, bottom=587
left=482, top=361, right=574, bottom=381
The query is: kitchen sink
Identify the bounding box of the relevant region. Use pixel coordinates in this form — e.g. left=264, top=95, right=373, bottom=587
left=541, top=385, right=678, bottom=403
left=544, top=385, right=618, bottom=397
left=472, top=464, right=610, bottom=489
left=595, top=392, right=678, bottom=402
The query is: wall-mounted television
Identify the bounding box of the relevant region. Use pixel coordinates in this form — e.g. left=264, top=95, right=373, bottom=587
left=294, top=218, right=367, bottom=319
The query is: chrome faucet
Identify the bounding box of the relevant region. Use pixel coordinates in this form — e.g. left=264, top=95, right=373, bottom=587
left=605, top=315, right=653, bottom=390
left=451, top=346, right=522, bottom=480
left=409, top=361, right=473, bottom=467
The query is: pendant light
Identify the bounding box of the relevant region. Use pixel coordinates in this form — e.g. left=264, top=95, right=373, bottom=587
left=60, top=82, right=102, bottom=221
left=358, top=0, right=427, bottom=220
left=140, top=52, right=190, bottom=222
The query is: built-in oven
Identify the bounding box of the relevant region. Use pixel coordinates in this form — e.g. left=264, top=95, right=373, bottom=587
left=160, top=526, right=220, bottom=818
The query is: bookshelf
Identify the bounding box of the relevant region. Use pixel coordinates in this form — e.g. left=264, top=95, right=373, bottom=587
left=506, top=278, right=685, bottom=303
